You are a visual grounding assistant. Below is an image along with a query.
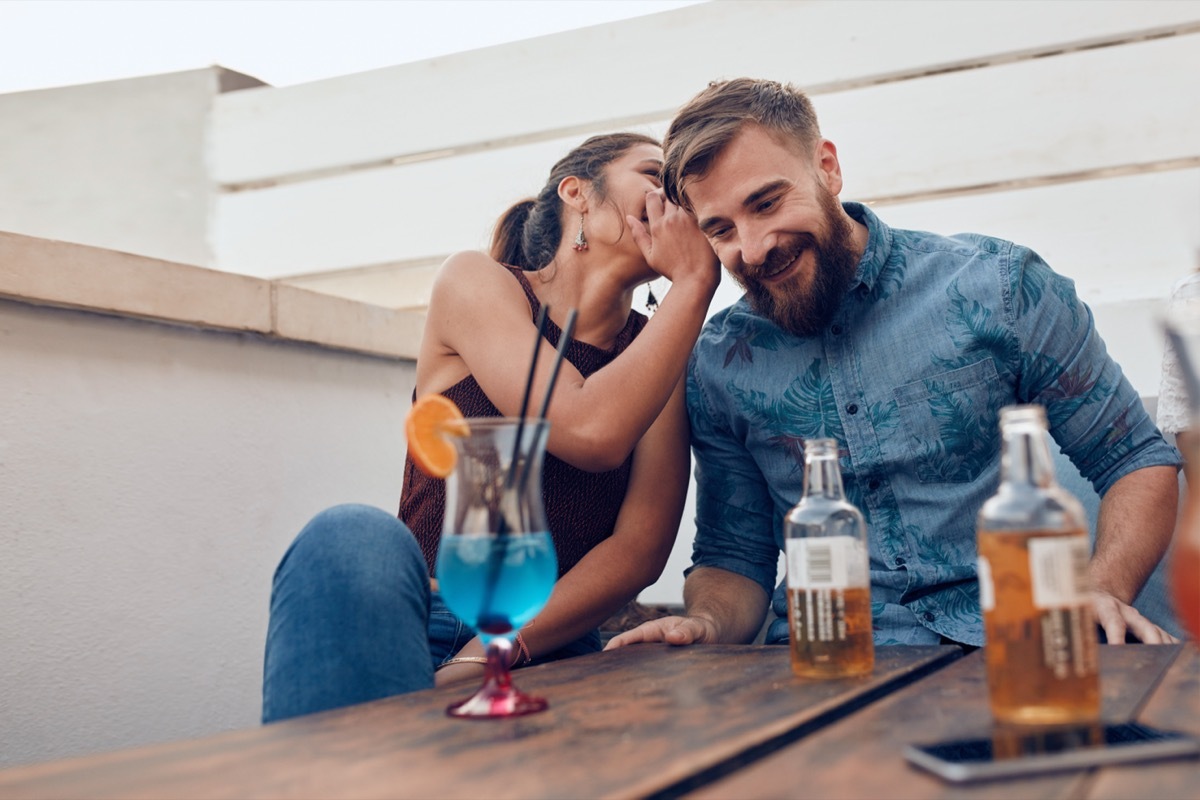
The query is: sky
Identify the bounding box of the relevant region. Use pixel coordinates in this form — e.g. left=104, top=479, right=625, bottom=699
left=0, top=0, right=704, bottom=95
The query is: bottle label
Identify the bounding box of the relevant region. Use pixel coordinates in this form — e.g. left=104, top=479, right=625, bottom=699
left=977, top=556, right=995, bottom=611
left=786, top=536, right=865, bottom=590
left=1028, top=536, right=1091, bottom=609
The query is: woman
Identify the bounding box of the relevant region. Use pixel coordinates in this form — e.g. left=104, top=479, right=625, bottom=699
left=262, top=133, right=719, bottom=722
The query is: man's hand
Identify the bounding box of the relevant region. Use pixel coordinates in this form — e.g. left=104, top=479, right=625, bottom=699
left=1091, top=590, right=1179, bottom=644
left=604, top=615, right=720, bottom=650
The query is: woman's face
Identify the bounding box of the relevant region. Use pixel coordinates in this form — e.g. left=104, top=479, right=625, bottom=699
left=584, top=143, right=663, bottom=255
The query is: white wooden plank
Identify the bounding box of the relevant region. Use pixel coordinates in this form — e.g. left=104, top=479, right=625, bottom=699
left=832, top=34, right=1200, bottom=202
left=210, top=0, right=1200, bottom=184
left=214, top=123, right=1196, bottom=290
left=868, top=168, right=1200, bottom=307
left=213, top=129, right=659, bottom=276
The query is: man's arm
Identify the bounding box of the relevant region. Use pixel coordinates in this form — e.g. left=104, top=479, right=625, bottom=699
left=1090, top=465, right=1180, bottom=644
left=605, top=566, right=769, bottom=648
left=1005, top=246, right=1182, bottom=643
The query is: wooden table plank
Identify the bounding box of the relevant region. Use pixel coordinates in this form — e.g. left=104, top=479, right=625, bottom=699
left=0, top=645, right=960, bottom=800
left=1087, top=644, right=1200, bottom=800
left=688, top=645, right=1183, bottom=800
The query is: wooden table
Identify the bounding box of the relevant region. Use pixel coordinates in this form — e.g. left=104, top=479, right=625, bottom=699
left=690, top=644, right=1198, bottom=800
left=0, top=644, right=960, bottom=800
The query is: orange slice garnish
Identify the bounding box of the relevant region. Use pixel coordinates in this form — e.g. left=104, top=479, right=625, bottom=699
left=405, top=394, right=469, bottom=478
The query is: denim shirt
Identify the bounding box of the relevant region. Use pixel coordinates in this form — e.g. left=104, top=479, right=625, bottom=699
left=686, top=202, right=1180, bottom=647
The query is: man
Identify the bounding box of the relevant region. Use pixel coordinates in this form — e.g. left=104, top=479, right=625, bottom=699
left=610, top=78, right=1181, bottom=651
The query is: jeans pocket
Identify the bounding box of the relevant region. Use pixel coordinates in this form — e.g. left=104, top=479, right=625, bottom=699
left=427, top=592, right=476, bottom=665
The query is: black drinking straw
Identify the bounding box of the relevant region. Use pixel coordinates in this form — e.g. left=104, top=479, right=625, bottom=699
left=534, top=308, right=578, bottom=422
left=504, top=304, right=550, bottom=491
left=516, top=308, right=577, bottom=493
left=475, top=305, right=553, bottom=634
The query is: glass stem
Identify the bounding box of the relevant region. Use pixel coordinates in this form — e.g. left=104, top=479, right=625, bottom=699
left=485, top=637, right=515, bottom=689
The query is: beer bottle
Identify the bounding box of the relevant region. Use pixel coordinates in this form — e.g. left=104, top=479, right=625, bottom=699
left=977, top=404, right=1099, bottom=726
left=783, top=438, right=874, bottom=678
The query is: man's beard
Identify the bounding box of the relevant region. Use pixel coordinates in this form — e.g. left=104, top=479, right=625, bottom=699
left=738, top=191, right=858, bottom=338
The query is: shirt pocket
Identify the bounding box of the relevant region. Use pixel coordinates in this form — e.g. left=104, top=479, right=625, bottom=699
left=894, top=359, right=1002, bottom=484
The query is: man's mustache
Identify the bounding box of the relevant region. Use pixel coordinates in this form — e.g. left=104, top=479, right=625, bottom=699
left=748, top=233, right=818, bottom=281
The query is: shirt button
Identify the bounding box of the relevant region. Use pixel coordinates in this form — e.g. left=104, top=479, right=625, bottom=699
left=923, top=611, right=936, bottom=622
left=894, top=556, right=906, bottom=566
left=868, top=479, right=881, bottom=490
left=846, top=403, right=859, bottom=415
left=831, top=324, right=843, bottom=335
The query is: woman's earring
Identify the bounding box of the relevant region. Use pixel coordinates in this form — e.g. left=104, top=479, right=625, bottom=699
left=645, top=284, right=659, bottom=315
left=572, top=214, right=588, bottom=251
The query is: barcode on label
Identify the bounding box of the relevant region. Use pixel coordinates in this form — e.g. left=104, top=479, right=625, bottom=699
left=786, top=536, right=861, bottom=590
left=807, top=543, right=833, bottom=584
left=1029, top=535, right=1091, bottom=609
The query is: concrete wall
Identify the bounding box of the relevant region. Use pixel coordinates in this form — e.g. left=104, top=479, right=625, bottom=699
left=0, top=68, right=261, bottom=269
left=0, top=296, right=415, bottom=768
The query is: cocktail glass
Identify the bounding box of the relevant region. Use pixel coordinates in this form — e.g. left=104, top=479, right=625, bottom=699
left=435, top=418, right=557, bottom=718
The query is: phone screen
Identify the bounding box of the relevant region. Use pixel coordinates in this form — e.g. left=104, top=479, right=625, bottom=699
left=904, top=722, right=1200, bottom=783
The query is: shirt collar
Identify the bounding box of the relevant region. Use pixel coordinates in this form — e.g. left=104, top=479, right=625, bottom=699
left=844, top=201, right=892, bottom=294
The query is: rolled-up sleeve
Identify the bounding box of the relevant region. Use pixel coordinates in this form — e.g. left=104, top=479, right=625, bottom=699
left=686, top=353, right=781, bottom=598
left=1006, top=245, right=1181, bottom=493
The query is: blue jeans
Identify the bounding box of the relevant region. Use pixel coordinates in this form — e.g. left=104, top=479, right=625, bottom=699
left=262, top=504, right=600, bottom=723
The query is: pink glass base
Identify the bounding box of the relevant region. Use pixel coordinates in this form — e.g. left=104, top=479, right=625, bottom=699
left=445, top=681, right=549, bottom=718
left=445, top=637, right=549, bottom=719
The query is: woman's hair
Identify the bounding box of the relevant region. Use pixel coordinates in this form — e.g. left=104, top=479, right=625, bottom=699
left=491, top=132, right=659, bottom=270
left=662, top=78, right=820, bottom=211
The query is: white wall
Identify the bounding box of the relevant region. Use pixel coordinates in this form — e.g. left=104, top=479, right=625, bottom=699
left=0, top=299, right=415, bottom=768
left=0, top=69, right=261, bottom=268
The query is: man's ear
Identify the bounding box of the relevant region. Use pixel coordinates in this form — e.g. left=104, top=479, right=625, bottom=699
left=558, top=176, right=589, bottom=213
left=814, top=139, right=844, bottom=196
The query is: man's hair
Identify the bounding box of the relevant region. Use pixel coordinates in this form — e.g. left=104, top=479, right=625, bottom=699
left=662, top=78, right=821, bottom=210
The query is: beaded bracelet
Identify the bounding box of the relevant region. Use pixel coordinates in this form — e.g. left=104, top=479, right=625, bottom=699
left=435, top=656, right=488, bottom=671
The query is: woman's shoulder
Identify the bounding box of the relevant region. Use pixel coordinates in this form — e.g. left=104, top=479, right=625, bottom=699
left=437, top=249, right=506, bottom=278
left=432, top=251, right=524, bottom=298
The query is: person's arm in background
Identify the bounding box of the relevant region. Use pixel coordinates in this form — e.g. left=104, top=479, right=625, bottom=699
left=1009, top=246, right=1181, bottom=644
left=1158, top=270, right=1200, bottom=482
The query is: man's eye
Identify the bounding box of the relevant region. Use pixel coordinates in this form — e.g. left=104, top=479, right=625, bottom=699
left=757, top=199, right=777, bottom=213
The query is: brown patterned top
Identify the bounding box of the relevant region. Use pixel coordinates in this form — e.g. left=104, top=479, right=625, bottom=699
left=400, top=265, right=648, bottom=578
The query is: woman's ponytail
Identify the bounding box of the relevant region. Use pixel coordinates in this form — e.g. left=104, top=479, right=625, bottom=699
left=490, top=132, right=659, bottom=272
left=490, top=198, right=535, bottom=268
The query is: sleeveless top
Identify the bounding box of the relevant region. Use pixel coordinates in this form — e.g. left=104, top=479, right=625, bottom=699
left=400, top=265, right=649, bottom=578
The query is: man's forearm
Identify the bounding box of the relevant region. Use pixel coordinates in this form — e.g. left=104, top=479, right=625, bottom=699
left=682, top=567, right=771, bottom=644
left=1091, top=465, right=1179, bottom=602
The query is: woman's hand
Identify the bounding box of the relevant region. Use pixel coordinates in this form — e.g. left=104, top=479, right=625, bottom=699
left=627, top=190, right=719, bottom=288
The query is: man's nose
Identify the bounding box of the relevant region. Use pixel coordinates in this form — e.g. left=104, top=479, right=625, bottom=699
left=739, top=225, right=776, bottom=268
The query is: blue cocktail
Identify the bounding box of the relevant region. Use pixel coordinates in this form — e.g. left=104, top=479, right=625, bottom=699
left=435, top=417, right=556, bottom=718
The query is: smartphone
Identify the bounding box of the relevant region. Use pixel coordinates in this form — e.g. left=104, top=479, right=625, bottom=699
left=904, top=722, right=1200, bottom=783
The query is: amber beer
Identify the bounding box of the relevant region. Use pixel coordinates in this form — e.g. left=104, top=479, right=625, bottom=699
left=977, top=406, right=1099, bottom=726
left=784, top=438, right=874, bottom=678
left=977, top=528, right=1099, bottom=724
left=787, top=585, right=875, bottom=677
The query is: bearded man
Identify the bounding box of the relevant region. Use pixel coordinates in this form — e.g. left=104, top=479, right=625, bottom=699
left=609, top=78, right=1181, bottom=651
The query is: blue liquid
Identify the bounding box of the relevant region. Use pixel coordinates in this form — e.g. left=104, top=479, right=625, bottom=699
left=436, top=532, right=557, bottom=635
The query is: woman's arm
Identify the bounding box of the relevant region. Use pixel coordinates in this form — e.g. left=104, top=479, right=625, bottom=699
left=435, top=377, right=690, bottom=684
left=419, top=199, right=718, bottom=472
